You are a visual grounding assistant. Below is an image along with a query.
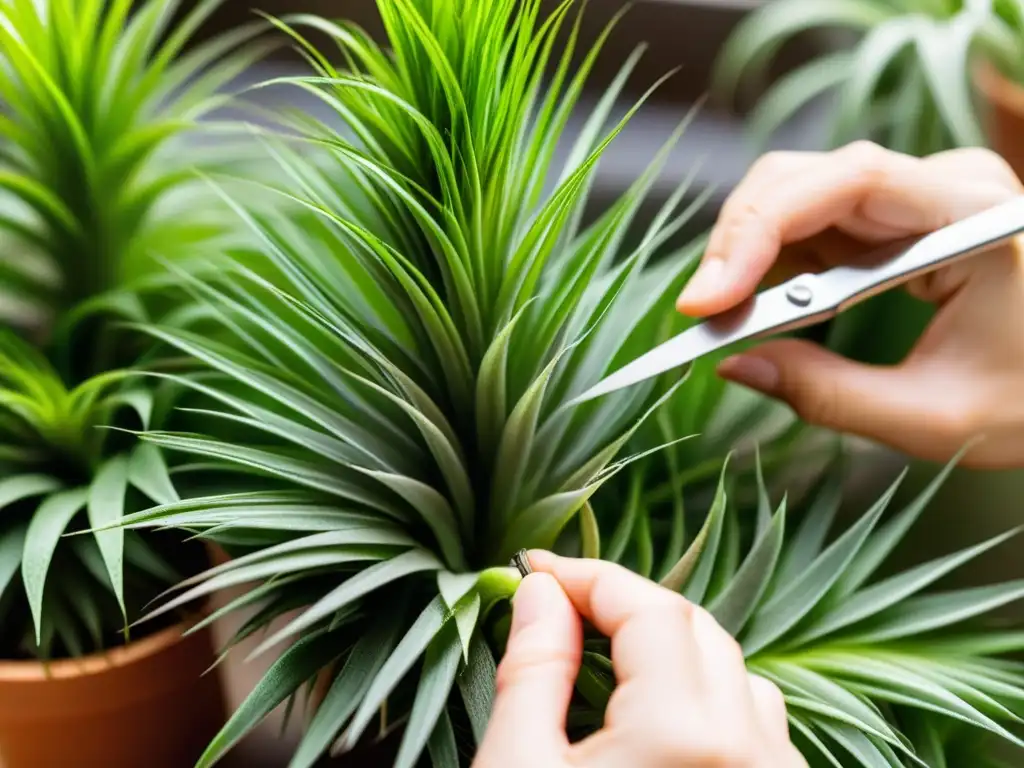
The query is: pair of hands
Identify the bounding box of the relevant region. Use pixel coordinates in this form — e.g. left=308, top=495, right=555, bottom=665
left=474, top=143, right=1024, bottom=767
left=681, top=142, right=1024, bottom=469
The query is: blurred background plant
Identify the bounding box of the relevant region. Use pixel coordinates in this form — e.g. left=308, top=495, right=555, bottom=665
left=710, top=0, right=1024, bottom=393
left=713, top=0, right=1024, bottom=160
left=0, top=0, right=272, bottom=659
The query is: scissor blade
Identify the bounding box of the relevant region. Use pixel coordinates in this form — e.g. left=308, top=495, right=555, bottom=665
left=570, top=279, right=826, bottom=406
left=568, top=324, right=725, bottom=405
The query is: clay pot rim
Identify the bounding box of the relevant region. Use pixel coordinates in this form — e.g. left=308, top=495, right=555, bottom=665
left=975, top=59, right=1024, bottom=116
left=0, top=616, right=198, bottom=683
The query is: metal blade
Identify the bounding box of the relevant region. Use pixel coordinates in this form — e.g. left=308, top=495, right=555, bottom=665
left=570, top=280, right=827, bottom=406
left=568, top=323, right=735, bottom=405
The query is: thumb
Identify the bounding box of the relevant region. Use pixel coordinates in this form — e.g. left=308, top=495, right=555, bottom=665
left=474, top=573, right=581, bottom=767
left=717, top=339, right=950, bottom=458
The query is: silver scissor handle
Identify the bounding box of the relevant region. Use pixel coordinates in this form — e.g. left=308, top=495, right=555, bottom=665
left=818, top=195, right=1024, bottom=312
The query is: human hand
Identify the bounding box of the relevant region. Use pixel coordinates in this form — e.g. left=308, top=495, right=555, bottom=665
left=677, top=142, right=1024, bottom=468
left=473, top=552, right=806, bottom=768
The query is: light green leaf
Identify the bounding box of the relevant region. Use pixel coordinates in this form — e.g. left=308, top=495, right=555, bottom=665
left=815, top=720, right=900, bottom=768
left=458, top=635, right=498, bottom=744
left=749, top=51, right=856, bottom=144
left=453, top=593, right=481, bottom=662
left=0, top=474, right=62, bottom=509
left=845, top=580, right=1024, bottom=643
left=22, top=488, right=89, bottom=642
left=915, top=14, right=986, bottom=147
left=475, top=302, right=531, bottom=459
left=140, top=546, right=394, bottom=626
left=835, top=451, right=962, bottom=597
left=490, top=354, right=561, bottom=522
left=394, top=618, right=463, bottom=768
left=754, top=446, right=772, bottom=536
left=769, top=467, right=844, bottom=599
left=356, top=468, right=465, bottom=570
left=579, top=501, right=601, bottom=560
left=88, top=456, right=129, bottom=624
left=795, top=526, right=1023, bottom=644
left=0, top=523, right=28, bottom=599
left=712, top=0, right=891, bottom=105
left=198, top=631, right=342, bottom=768
left=128, top=442, right=179, bottom=505
left=498, top=481, right=609, bottom=564
left=790, top=717, right=844, bottom=768
left=437, top=571, right=479, bottom=612
left=289, top=615, right=404, bottom=768
left=661, top=460, right=729, bottom=594
left=248, top=549, right=444, bottom=659
left=832, top=17, right=922, bottom=143
left=339, top=596, right=448, bottom=751
left=709, top=497, right=786, bottom=636
left=741, top=473, right=902, bottom=655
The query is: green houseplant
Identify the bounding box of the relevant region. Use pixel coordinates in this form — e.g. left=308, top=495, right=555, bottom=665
left=0, top=0, right=272, bottom=764
left=712, top=0, right=1024, bottom=172
left=109, top=1, right=1024, bottom=767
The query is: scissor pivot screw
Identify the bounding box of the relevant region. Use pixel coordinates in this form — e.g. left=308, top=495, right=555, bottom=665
left=786, top=284, right=814, bottom=307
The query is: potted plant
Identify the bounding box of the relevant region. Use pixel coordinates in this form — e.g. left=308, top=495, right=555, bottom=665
left=712, top=0, right=1024, bottom=176
left=115, top=1, right=1024, bottom=767
left=0, top=1, right=272, bottom=765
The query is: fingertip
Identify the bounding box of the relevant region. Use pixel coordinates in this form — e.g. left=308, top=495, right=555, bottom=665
left=676, top=257, right=726, bottom=315
left=717, top=354, right=780, bottom=395
left=510, top=571, right=574, bottom=640
left=525, top=548, right=558, bottom=571
left=675, top=292, right=713, bottom=317
left=486, top=571, right=580, bottom=761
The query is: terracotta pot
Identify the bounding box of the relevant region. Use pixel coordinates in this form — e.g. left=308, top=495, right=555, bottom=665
left=0, top=618, right=226, bottom=768
left=976, top=62, right=1024, bottom=181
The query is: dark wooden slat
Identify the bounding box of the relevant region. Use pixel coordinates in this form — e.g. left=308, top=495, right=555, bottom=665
left=196, top=0, right=827, bottom=110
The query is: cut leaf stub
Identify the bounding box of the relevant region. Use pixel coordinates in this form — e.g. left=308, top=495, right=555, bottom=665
left=510, top=550, right=533, bottom=578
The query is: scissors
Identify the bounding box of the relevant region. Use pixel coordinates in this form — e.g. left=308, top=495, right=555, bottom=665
left=572, top=195, right=1024, bottom=405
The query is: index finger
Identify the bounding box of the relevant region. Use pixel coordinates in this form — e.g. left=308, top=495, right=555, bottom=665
left=527, top=550, right=701, bottom=687
left=478, top=573, right=582, bottom=762
left=676, top=142, right=941, bottom=317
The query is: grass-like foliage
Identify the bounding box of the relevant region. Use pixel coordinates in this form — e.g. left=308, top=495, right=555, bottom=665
left=0, top=0, right=269, bottom=658
left=107, top=1, right=1024, bottom=767
left=590, top=448, right=1024, bottom=767
left=0, top=0, right=272, bottom=329
left=712, top=0, right=1024, bottom=156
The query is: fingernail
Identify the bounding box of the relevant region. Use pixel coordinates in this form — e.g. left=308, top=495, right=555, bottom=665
left=718, top=355, right=779, bottom=394
left=677, top=257, right=725, bottom=311
left=510, top=573, right=558, bottom=638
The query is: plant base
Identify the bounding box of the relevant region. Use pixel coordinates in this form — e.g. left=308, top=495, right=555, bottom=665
left=0, top=619, right=226, bottom=768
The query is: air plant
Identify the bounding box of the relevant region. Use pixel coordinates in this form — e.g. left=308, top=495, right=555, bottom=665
left=712, top=0, right=1024, bottom=156
left=108, top=1, right=1024, bottom=767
